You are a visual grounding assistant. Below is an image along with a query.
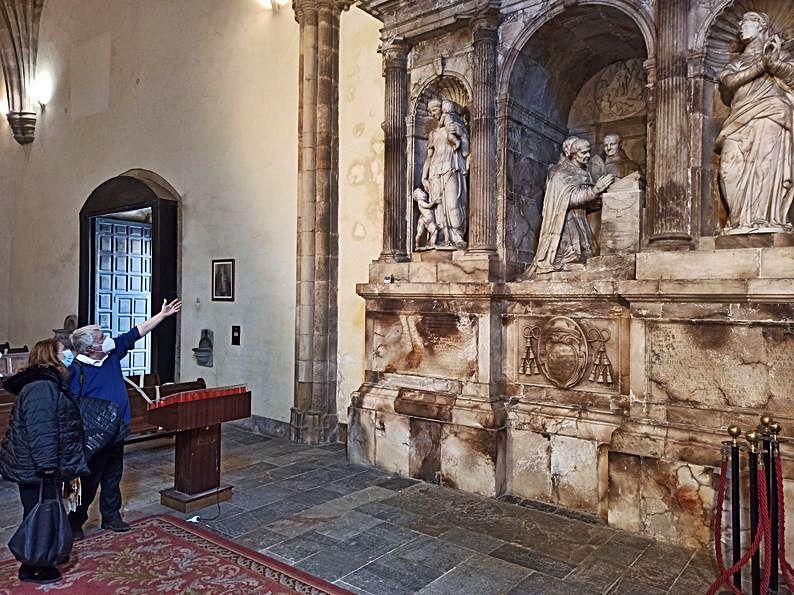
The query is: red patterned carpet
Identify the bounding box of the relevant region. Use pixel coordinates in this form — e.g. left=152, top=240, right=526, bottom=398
left=0, top=515, right=350, bottom=594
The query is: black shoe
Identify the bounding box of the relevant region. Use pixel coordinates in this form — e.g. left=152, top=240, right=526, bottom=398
left=19, top=566, right=61, bottom=584
left=18, top=565, right=36, bottom=582
left=71, top=525, right=85, bottom=541
left=101, top=518, right=131, bottom=532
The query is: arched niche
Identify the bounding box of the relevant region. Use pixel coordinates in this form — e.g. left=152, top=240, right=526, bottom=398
left=500, top=4, right=649, bottom=276
left=407, top=74, right=471, bottom=253
left=78, top=169, right=180, bottom=381
left=695, top=0, right=793, bottom=232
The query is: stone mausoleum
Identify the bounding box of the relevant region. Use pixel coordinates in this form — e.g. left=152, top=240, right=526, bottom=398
left=340, top=0, right=794, bottom=550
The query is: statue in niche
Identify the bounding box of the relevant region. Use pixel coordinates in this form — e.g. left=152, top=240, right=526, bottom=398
left=412, top=188, right=440, bottom=250
left=421, top=98, right=469, bottom=249
left=589, top=133, right=642, bottom=180
left=716, top=11, right=794, bottom=233
left=523, top=137, right=615, bottom=277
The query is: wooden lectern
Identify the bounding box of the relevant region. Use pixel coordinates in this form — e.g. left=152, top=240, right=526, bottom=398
left=146, top=384, right=251, bottom=512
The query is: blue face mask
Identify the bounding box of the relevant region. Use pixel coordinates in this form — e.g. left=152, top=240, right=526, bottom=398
left=61, top=349, right=75, bottom=367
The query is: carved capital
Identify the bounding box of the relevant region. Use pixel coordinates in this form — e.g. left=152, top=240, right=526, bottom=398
left=379, top=35, right=409, bottom=71
left=471, top=7, right=501, bottom=40
left=0, top=0, right=44, bottom=145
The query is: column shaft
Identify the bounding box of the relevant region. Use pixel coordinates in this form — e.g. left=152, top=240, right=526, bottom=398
left=648, top=0, right=691, bottom=249
left=467, top=10, right=500, bottom=254
left=379, top=38, right=409, bottom=261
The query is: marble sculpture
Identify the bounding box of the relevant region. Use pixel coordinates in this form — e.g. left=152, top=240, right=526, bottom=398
left=716, top=11, right=794, bottom=234
left=421, top=99, right=470, bottom=249
left=526, top=137, right=615, bottom=276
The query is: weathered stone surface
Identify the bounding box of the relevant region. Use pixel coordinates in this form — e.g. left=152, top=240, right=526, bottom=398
left=505, top=428, right=552, bottom=502
left=716, top=233, right=794, bottom=250
left=636, top=249, right=760, bottom=280
left=600, top=185, right=642, bottom=254
left=440, top=425, right=499, bottom=497
left=374, top=412, right=410, bottom=475
left=550, top=435, right=600, bottom=513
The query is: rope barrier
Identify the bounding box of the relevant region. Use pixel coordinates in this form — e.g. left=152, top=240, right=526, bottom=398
left=707, top=466, right=771, bottom=595
left=775, top=453, right=794, bottom=592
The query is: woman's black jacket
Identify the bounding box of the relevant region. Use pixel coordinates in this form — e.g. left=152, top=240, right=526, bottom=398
left=0, top=365, right=90, bottom=484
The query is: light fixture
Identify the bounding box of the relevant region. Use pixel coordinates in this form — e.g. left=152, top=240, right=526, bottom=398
left=257, top=0, right=289, bottom=13
left=0, top=97, right=8, bottom=116
left=31, top=71, right=53, bottom=108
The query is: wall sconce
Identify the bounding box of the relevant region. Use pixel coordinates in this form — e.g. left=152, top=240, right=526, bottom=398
left=258, top=0, right=290, bottom=13
left=31, top=71, right=53, bottom=109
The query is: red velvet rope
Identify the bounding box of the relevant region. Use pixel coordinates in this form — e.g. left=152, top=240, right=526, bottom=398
left=712, top=456, right=742, bottom=595
left=774, top=453, right=794, bottom=592
left=707, top=466, right=771, bottom=595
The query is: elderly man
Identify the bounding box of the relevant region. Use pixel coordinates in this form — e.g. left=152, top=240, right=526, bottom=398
left=526, top=137, right=615, bottom=276
left=68, top=298, right=181, bottom=538
left=589, top=133, right=641, bottom=179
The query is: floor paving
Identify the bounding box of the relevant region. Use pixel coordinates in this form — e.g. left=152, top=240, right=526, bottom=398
left=0, top=425, right=727, bottom=593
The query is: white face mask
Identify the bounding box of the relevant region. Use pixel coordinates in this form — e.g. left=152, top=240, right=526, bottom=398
left=60, top=349, right=75, bottom=367
left=101, top=336, right=116, bottom=354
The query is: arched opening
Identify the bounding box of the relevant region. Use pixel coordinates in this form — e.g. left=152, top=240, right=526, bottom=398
left=78, top=169, right=179, bottom=381
left=699, top=0, right=793, bottom=232
left=502, top=5, right=649, bottom=275
left=407, top=74, right=471, bottom=254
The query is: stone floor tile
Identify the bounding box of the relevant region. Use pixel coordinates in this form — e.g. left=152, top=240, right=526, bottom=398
left=354, top=501, right=421, bottom=525
left=315, top=511, right=384, bottom=541
left=235, top=527, right=286, bottom=552
left=607, top=577, right=668, bottom=594
left=375, top=476, right=420, bottom=491
left=393, top=535, right=475, bottom=572
left=296, top=546, right=373, bottom=583
left=405, top=514, right=453, bottom=537
left=266, top=531, right=339, bottom=563
left=438, top=526, right=506, bottom=554
left=419, top=553, right=532, bottom=595
left=489, top=543, right=577, bottom=579
left=343, top=555, right=445, bottom=594
left=508, top=572, right=600, bottom=595
left=567, top=555, right=627, bottom=592
left=624, top=541, right=694, bottom=588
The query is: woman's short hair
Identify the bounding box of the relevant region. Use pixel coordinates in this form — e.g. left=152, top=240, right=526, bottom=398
left=28, top=338, right=66, bottom=375
left=71, top=325, right=101, bottom=356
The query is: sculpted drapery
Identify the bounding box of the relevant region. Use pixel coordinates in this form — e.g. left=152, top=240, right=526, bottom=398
left=527, top=138, right=614, bottom=276
left=716, top=11, right=794, bottom=232
left=422, top=99, right=470, bottom=248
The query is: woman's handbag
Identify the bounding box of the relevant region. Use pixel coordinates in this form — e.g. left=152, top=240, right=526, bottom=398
left=8, top=479, right=73, bottom=567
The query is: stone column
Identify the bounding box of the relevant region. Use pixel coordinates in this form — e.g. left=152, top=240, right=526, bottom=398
left=647, top=0, right=691, bottom=249
left=291, top=0, right=351, bottom=444
left=467, top=8, right=500, bottom=255
left=379, top=36, right=410, bottom=262
left=0, top=0, right=44, bottom=144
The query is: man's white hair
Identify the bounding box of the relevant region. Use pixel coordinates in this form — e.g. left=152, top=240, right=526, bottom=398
left=71, top=325, right=101, bottom=355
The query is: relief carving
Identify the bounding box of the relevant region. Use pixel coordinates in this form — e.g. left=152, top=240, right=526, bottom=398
left=594, top=60, right=646, bottom=121
left=521, top=317, right=614, bottom=389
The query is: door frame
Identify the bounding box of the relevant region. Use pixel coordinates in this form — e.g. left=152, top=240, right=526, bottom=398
left=78, top=169, right=180, bottom=382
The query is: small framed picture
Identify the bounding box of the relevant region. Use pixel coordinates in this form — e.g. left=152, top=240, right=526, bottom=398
left=211, top=259, right=235, bottom=302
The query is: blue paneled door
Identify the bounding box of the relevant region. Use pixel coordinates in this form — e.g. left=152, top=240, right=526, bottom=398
left=94, top=218, right=152, bottom=376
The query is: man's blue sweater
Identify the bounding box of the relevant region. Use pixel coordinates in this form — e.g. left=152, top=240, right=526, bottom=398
left=68, top=327, right=141, bottom=423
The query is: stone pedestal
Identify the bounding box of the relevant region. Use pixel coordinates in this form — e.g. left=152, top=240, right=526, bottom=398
left=715, top=232, right=794, bottom=250
left=600, top=178, right=643, bottom=254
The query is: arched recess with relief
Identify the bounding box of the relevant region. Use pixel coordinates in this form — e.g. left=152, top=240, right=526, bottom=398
left=78, top=169, right=180, bottom=382
left=498, top=3, right=652, bottom=278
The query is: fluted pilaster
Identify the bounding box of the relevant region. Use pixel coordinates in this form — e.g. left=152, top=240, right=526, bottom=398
left=467, top=8, right=500, bottom=254
left=379, top=36, right=410, bottom=262
left=648, top=0, right=691, bottom=249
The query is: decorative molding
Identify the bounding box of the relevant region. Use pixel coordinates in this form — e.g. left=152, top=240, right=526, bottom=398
left=0, top=0, right=44, bottom=144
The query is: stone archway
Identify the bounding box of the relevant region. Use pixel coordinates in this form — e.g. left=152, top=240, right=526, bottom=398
left=500, top=5, right=649, bottom=276
left=78, top=169, right=180, bottom=381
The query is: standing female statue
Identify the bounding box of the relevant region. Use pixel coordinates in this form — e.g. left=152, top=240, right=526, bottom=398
left=421, top=99, right=470, bottom=248
left=716, top=11, right=794, bottom=233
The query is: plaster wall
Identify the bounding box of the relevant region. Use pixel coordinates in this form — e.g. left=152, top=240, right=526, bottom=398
left=337, top=9, right=385, bottom=424
left=0, top=0, right=383, bottom=424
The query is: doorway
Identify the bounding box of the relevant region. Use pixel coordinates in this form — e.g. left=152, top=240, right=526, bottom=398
left=79, top=170, right=179, bottom=381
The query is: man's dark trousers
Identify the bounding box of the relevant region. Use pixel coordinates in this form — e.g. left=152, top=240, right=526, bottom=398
left=68, top=441, right=124, bottom=528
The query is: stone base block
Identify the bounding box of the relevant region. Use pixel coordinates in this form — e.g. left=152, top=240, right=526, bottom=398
left=716, top=232, right=794, bottom=249
left=289, top=408, right=338, bottom=445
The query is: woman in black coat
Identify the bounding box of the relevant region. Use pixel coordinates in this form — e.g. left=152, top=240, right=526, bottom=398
left=0, top=339, right=89, bottom=585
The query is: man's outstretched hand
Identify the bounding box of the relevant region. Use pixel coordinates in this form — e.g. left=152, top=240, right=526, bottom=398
left=161, top=299, right=182, bottom=317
